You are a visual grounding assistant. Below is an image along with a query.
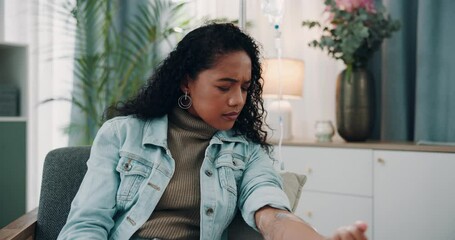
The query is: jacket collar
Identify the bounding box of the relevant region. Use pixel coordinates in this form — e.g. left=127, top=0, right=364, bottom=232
left=213, top=130, right=248, bottom=145
left=142, top=115, right=169, bottom=148
left=141, top=114, right=248, bottom=148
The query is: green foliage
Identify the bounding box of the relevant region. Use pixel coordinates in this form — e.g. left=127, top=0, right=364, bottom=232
left=202, top=17, right=253, bottom=28
left=43, top=0, right=190, bottom=145
left=302, top=0, right=400, bottom=68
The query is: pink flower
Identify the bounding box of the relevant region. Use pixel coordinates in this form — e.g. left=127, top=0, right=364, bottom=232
left=335, top=0, right=376, bottom=13
left=360, top=0, right=376, bottom=13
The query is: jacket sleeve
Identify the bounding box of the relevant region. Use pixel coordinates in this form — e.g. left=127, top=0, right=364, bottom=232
left=58, top=120, right=121, bottom=240
left=237, top=143, right=291, bottom=231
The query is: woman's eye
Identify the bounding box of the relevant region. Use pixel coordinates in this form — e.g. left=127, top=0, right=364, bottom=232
left=217, top=86, right=229, bottom=92
left=241, top=85, right=251, bottom=92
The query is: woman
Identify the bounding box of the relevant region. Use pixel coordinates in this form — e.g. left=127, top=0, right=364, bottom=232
left=58, top=23, right=367, bottom=240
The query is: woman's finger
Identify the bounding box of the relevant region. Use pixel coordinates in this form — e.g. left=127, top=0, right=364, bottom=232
left=347, top=225, right=367, bottom=240
left=335, top=226, right=352, bottom=240
left=354, top=221, right=368, bottom=233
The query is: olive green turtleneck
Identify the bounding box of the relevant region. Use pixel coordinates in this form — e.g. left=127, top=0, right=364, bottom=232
left=134, top=107, right=218, bottom=240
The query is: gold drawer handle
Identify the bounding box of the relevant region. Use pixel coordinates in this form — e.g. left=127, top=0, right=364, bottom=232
left=307, top=211, right=313, bottom=218
left=377, top=158, right=385, bottom=165
left=306, top=167, right=313, bottom=174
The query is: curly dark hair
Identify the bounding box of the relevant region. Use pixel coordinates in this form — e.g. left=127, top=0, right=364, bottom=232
left=106, top=23, right=271, bottom=152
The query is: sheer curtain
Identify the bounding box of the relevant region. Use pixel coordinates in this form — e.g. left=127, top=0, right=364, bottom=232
left=34, top=0, right=76, bottom=209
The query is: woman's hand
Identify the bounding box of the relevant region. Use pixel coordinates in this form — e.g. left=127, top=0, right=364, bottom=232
left=327, top=221, right=368, bottom=240
left=255, top=206, right=368, bottom=240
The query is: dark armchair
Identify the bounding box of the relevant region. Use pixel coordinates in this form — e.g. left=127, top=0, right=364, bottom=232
left=0, top=146, right=305, bottom=240
left=0, top=147, right=91, bottom=240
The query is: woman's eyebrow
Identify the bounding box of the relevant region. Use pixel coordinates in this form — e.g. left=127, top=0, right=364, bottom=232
left=217, top=78, right=251, bottom=84
left=217, top=78, right=238, bottom=83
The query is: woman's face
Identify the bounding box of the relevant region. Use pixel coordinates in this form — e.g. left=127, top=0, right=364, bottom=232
left=182, top=51, right=252, bottom=130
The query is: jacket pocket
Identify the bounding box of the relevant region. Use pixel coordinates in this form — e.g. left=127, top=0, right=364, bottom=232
left=116, top=154, right=152, bottom=203
left=215, top=154, right=246, bottom=196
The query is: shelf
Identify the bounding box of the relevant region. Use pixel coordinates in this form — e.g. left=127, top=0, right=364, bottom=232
left=0, top=42, right=27, bottom=48
left=273, top=139, right=455, bottom=153
left=0, top=117, right=27, bottom=122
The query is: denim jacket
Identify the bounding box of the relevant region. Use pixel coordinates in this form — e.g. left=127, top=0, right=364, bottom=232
left=58, top=115, right=290, bottom=240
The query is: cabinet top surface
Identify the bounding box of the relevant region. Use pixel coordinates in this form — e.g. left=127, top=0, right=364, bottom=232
left=0, top=42, right=27, bottom=48
left=274, top=139, right=455, bottom=153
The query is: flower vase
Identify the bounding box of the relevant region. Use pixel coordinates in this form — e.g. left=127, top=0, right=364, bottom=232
left=335, top=66, right=375, bottom=141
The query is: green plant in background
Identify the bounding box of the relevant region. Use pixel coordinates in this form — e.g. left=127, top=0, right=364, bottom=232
left=43, top=0, right=190, bottom=145
left=202, top=17, right=253, bottom=28
left=302, top=0, right=400, bottom=69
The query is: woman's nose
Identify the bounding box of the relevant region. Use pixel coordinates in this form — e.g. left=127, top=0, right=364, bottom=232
left=228, top=88, right=244, bottom=106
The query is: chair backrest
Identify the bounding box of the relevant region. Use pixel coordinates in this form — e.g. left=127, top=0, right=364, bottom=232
left=35, top=146, right=91, bottom=240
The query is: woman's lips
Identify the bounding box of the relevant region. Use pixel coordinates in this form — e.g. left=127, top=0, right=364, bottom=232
left=222, top=112, right=239, bottom=121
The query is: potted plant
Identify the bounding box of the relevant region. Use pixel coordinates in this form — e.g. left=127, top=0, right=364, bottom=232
left=43, top=0, right=191, bottom=145
left=302, top=0, right=400, bottom=141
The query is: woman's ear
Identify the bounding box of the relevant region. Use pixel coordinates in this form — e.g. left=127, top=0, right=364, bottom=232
left=180, top=75, right=191, bottom=93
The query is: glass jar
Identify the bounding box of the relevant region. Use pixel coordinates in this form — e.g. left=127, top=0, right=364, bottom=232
left=315, top=120, right=335, bottom=142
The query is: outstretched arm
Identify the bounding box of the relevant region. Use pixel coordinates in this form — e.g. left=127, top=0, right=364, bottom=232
left=255, top=206, right=368, bottom=240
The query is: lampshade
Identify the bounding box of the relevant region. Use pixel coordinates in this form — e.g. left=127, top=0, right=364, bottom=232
left=262, top=58, right=304, bottom=99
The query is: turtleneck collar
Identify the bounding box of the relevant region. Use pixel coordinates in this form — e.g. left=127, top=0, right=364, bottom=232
left=168, top=107, right=218, bottom=140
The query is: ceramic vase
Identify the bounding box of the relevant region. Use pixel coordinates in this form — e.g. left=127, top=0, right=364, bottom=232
left=336, top=66, right=375, bottom=141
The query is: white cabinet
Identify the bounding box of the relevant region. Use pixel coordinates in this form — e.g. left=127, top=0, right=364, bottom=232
left=279, top=146, right=373, bottom=239
left=278, top=144, right=455, bottom=240
left=373, top=150, right=455, bottom=240
left=281, top=146, right=373, bottom=196
left=296, top=191, right=372, bottom=239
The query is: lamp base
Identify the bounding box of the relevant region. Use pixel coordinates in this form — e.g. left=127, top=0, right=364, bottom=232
left=266, top=100, right=292, bottom=141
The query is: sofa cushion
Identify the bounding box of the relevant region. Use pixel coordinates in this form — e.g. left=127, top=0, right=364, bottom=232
left=281, top=172, right=307, bottom=212
left=227, top=172, right=307, bottom=239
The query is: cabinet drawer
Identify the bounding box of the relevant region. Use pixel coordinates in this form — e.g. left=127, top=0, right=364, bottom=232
left=373, top=150, right=455, bottom=240
left=296, top=191, right=373, bottom=240
left=279, top=146, right=373, bottom=196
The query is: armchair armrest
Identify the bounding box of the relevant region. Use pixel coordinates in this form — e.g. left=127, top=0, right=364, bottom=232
left=0, top=208, right=38, bottom=240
